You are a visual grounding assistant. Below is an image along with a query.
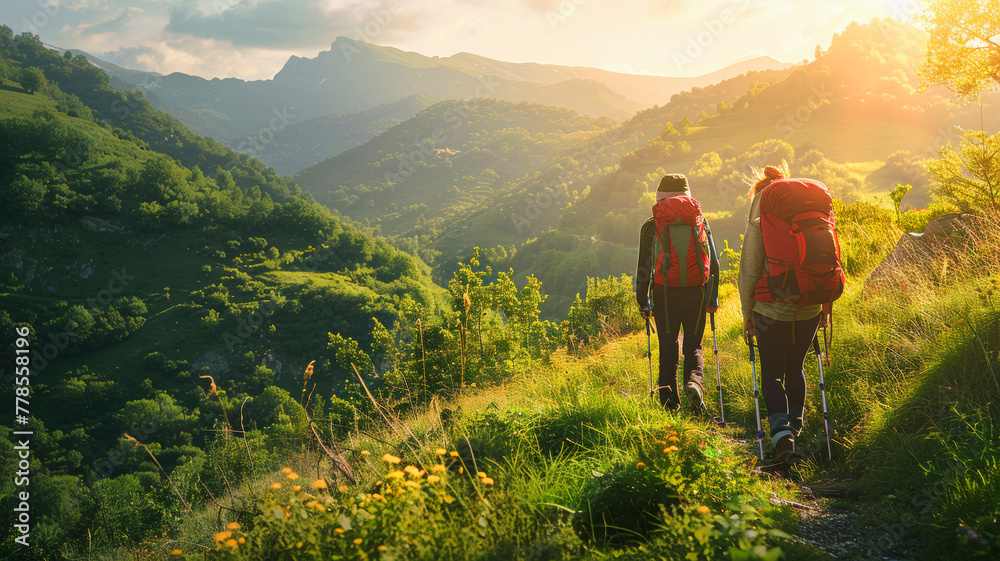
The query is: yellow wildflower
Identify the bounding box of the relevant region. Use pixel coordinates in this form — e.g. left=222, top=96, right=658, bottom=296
left=697, top=505, right=711, bottom=515
left=373, top=493, right=386, bottom=502
left=292, top=485, right=301, bottom=491
left=664, top=446, right=679, bottom=453
left=667, top=436, right=680, bottom=443
left=378, top=545, right=388, bottom=552
left=286, top=472, right=299, bottom=480
left=339, top=485, right=349, bottom=493
left=226, top=522, right=241, bottom=530
left=353, top=538, right=363, bottom=545
left=296, top=542, right=303, bottom=548
left=436, top=448, right=447, bottom=455
left=388, top=470, right=405, bottom=479
left=383, top=454, right=401, bottom=464
left=481, top=477, right=494, bottom=485
left=312, top=479, right=328, bottom=489
left=431, top=464, right=446, bottom=473
left=214, top=531, right=232, bottom=542
left=170, top=550, right=183, bottom=556
left=270, top=482, right=282, bottom=490
left=636, top=462, right=646, bottom=468
left=427, top=475, right=441, bottom=484
left=335, top=528, right=345, bottom=535
left=405, top=480, right=421, bottom=489
left=282, top=467, right=292, bottom=474
left=449, top=451, right=459, bottom=457
left=238, top=537, right=246, bottom=544
left=477, top=471, right=487, bottom=478
left=224, top=539, right=238, bottom=548
left=404, top=466, right=421, bottom=477
left=361, top=450, right=371, bottom=456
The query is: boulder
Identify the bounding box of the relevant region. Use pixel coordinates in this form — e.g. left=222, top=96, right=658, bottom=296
left=867, top=213, right=974, bottom=285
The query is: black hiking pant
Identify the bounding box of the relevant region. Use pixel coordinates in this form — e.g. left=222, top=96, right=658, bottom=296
left=752, top=312, right=821, bottom=445
left=652, top=284, right=707, bottom=410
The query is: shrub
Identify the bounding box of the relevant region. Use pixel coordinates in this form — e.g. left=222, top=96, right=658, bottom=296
left=564, top=274, right=642, bottom=352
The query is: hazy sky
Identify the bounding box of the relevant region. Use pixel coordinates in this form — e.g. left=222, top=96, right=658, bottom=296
left=1, top=0, right=924, bottom=80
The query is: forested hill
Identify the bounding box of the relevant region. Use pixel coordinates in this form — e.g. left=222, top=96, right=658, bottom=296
left=294, top=66, right=797, bottom=271
left=488, top=18, right=1000, bottom=317
left=0, top=26, right=439, bottom=555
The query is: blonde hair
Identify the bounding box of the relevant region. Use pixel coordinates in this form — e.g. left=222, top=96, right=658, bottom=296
left=744, top=160, right=790, bottom=197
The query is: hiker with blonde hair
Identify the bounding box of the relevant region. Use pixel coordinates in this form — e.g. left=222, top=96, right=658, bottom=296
left=739, top=162, right=843, bottom=469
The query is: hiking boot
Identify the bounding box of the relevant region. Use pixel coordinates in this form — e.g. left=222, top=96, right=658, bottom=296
left=685, top=381, right=708, bottom=416
left=773, top=435, right=801, bottom=467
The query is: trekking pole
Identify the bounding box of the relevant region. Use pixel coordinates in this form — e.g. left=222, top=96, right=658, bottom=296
left=812, top=335, right=833, bottom=461
left=710, top=313, right=725, bottom=425
left=748, top=341, right=765, bottom=461
left=642, top=306, right=654, bottom=400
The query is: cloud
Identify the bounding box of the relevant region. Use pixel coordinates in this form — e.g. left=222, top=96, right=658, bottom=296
left=100, top=44, right=161, bottom=71
left=78, top=7, right=139, bottom=36
left=164, top=0, right=374, bottom=49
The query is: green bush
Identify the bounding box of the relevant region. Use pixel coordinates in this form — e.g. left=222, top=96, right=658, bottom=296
left=564, top=274, right=642, bottom=352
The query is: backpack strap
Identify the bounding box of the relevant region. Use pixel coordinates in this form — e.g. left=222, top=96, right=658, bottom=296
left=653, top=222, right=672, bottom=333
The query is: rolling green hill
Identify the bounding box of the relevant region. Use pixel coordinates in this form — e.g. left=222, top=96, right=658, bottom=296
left=230, top=94, right=442, bottom=175
left=294, top=98, right=618, bottom=263
left=0, top=28, right=443, bottom=559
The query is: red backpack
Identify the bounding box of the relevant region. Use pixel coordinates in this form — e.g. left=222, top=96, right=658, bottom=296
left=652, top=195, right=711, bottom=288
left=753, top=178, right=845, bottom=306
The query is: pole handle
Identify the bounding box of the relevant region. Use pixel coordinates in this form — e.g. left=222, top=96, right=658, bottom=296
left=710, top=312, right=716, bottom=330
left=812, top=335, right=821, bottom=356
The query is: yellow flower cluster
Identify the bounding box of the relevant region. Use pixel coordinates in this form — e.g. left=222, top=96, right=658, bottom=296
left=213, top=529, right=245, bottom=550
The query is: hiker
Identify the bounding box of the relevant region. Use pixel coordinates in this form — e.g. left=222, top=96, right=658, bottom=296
left=635, top=173, right=720, bottom=413
left=739, top=164, right=841, bottom=468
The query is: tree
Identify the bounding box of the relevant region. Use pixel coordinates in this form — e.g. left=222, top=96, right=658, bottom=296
left=19, top=66, right=46, bottom=94
left=917, top=0, right=1000, bottom=99
left=926, top=130, right=1000, bottom=212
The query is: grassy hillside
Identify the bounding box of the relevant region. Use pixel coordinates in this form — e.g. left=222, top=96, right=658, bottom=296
left=64, top=198, right=999, bottom=561
left=0, top=28, right=445, bottom=559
